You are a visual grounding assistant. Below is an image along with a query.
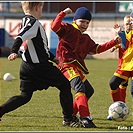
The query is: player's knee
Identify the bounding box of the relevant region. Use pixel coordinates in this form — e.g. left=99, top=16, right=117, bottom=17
left=59, top=79, right=71, bottom=94
left=63, top=79, right=71, bottom=90
left=85, top=88, right=94, bottom=98
left=21, top=91, right=33, bottom=103
left=83, top=80, right=94, bottom=98
left=109, top=80, right=119, bottom=90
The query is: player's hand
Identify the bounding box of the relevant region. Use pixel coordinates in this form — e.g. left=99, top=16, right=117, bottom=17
left=63, top=7, right=73, bottom=15
left=110, top=47, right=116, bottom=53
left=110, top=44, right=121, bottom=52
left=53, top=57, right=60, bottom=65
left=8, top=53, right=18, bottom=61
left=114, top=36, right=122, bottom=44
left=113, top=24, right=122, bottom=33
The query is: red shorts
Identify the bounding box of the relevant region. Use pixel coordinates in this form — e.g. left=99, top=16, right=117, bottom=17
left=61, top=63, right=86, bottom=82
left=114, top=68, right=133, bottom=80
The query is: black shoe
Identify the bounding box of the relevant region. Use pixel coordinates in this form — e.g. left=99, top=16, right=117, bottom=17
left=80, top=117, right=97, bottom=128
left=62, top=116, right=80, bottom=127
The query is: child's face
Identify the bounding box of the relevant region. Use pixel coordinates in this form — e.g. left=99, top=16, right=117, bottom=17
left=74, top=19, right=90, bottom=32
left=123, top=17, right=132, bottom=32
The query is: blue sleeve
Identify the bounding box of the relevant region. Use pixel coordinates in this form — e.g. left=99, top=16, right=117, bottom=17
left=49, top=51, right=55, bottom=61
left=118, top=31, right=126, bottom=49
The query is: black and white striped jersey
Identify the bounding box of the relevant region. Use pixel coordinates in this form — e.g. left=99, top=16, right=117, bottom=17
left=11, top=15, right=55, bottom=64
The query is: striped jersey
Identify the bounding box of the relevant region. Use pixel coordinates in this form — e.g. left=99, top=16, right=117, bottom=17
left=11, top=15, right=55, bottom=63
left=120, top=30, right=133, bottom=71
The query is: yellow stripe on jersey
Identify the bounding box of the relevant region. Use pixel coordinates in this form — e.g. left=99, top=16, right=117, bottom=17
left=125, top=30, right=132, bottom=41
left=59, top=59, right=89, bottom=74
left=114, top=72, right=129, bottom=80
left=121, top=30, right=133, bottom=71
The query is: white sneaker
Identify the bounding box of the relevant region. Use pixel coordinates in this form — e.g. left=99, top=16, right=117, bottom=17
left=107, top=115, right=112, bottom=120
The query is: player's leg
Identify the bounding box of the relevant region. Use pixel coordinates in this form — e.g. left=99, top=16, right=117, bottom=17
left=70, top=77, right=96, bottom=128
left=108, top=75, right=123, bottom=120
left=71, top=76, right=89, bottom=117
left=109, top=76, right=124, bottom=102
left=119, top=80, right=128, bottom=103
left=108, top=76, right=127, bottom=120
left=109, top=69, right=130, bottom=102
left=62, top=64, right=96, bottom=128
left=84, top=79, right=94, bottom=99
left=48, top=65, right=79, bottom=127
left=62, top=65, right=90, bottom=118
left=0, top=90, right=33, bottom=120
left=0, top=61, right=39, bottom=121
left=81, top=79, right=95, bottom=127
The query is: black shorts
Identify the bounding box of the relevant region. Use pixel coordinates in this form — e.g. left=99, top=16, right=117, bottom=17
left=20, top=61, right=70, bottom=93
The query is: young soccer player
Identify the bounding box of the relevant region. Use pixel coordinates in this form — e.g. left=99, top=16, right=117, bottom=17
left=109, top=15, right=133, bottom=102
left=51, top=7, right=122, bottom=128
left=0, top=2, right=79, bottom=127
left=107, top=15, right=133, bottom=120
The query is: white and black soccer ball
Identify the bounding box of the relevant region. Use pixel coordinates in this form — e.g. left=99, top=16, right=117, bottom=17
left=108, top=101, right=129, bottom=122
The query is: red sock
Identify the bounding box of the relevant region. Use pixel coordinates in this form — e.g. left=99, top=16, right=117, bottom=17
left=73, top=100, right=78, bottom=116
left=75, top=95, right=90, bottom=117
left=110, top=88, right=120, bottom=102
left=120, top=88, right=126, bottom=103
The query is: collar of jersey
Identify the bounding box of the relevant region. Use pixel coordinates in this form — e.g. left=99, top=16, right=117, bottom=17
left=72, top=22, right=83, bottom=34
left=125, top=30, right=132, bottom=41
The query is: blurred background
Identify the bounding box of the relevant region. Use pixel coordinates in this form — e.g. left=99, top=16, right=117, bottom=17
left=0, top=2, right=132, bottom=58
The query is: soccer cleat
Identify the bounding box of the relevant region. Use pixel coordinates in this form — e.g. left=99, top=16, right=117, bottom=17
left=70, top=116, right=80, bottom=127
left=62, top=120, right=70, bottom=126
left=107, top=115, right=112, bottom=120
left=80, top=117, right=97, bottom=128
left=86, top=116, right=93, bottom=120
left=62, top=116, right=80, bottom=127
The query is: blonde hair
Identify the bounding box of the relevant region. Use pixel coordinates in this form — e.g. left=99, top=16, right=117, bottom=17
left=124, top=15, right=130, bottom=20
left=21, top=2, right=43, bottom=13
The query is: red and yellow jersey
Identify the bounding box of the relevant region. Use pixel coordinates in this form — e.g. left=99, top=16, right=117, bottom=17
left=51, top=11, right=118, bottom=74
left=119, top=30, right=133, bottom=71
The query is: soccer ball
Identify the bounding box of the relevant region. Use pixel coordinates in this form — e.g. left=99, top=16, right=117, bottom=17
left=3, top=73, right=13, bottom=81
left=108, top=101, right=129, bottom=122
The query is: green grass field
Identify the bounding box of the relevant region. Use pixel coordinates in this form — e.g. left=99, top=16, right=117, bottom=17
left=0, top=57, right=132, bottom=132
